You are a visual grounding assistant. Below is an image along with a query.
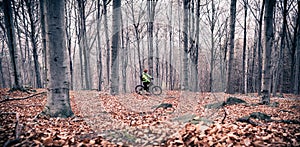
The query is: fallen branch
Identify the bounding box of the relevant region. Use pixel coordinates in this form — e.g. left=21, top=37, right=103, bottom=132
left=2, top=112, right=22, bottom=147
left=0, top=92, right=46, bottom=103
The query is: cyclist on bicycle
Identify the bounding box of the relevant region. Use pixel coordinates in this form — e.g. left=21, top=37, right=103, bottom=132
left=141, top=68, right=152, bottom=92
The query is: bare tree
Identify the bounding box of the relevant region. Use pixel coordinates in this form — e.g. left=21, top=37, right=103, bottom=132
left=110, top=0, right=121, bottom=95
left=242, top=0, right=248, bottom=94
left=25, top=0, right=42, bottom=88
left=43, top=0, right=73, bottom=117
left=294, top=1, right=300, bottom=95
left=183, top=0, right=189, bottom=90
left=261, top=0, right=275, bottom=104
left=97, top=0, right=103, bottom=91
left=3, top=0, right=23, bottom=90
left=226, top=0, right=237, bottom=94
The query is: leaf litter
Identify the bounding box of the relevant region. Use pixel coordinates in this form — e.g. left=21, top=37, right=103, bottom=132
left=0, top=88, right=299, bottom=146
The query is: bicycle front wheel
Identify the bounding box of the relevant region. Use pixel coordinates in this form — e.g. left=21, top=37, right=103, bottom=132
left=151, top=86, right=162, bottom=96
left=135, top=85, right=145, bottom=95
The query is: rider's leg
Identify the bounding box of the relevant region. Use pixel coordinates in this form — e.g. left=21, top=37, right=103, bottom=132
left=143, top=82, right=150, bottom=92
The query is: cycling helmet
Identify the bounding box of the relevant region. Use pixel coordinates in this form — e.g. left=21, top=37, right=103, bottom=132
left=144, top=69, right=148, bottom=72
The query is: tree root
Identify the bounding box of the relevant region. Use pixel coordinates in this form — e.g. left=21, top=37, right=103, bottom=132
left=0, top=92, right=46, bottom=103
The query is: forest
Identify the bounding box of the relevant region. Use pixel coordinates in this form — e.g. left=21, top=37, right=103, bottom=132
left=0, top=0, right=299, bottom=146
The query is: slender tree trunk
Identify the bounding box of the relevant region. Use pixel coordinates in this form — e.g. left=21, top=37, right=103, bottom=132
left=242, top=0, right=248, bottom=94
left=3, top=0, right=22, bottom=90
left=169, top=1, right=174, bottom=90
left=65, top=0, right=74, bottom=90
left=43, top=0, right=73, bottom=117
left=209, top=0, right=215, bottom=92
left=273, top=0, right=287, bottom=97
left=97, top=0, right=103, bottom=91
left=103, top=0, right=110, bottom=85
left=261, top=0, right=275, bottom=104
left=110, top=0, right=121, bottom=95
left=26, top=0, right=42, bottom=88
left=40, top=0, right=47, bottom=88
left=294, top=1, right=300, bottom=95
left=226, top=0, right=237, bottom=94
left=0, top=44, right=5, bottom=88
left=183, top=0, right=189, bottom=90
left=257, top=0, right=265, bottom=95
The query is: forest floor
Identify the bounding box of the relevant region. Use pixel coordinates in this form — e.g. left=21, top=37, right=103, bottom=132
left=0, top=88, right=299, bottom=146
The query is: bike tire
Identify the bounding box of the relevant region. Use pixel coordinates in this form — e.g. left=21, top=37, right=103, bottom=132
left=151, top=85, right=162, bottom=96
left=135, top=85, right=145, bottom=95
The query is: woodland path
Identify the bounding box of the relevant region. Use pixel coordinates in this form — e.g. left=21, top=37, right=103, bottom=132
left=72, top=90, right=211, bottom=146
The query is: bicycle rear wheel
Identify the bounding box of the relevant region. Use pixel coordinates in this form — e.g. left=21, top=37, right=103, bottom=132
left=135, top=85, right=145, bottom=95
left=151, top=86, right=162, bottom=96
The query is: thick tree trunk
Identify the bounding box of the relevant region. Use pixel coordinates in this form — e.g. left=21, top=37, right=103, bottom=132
left=43, top=0, right=73, bottom=117
left=261, top=0, right=275, bottom=104
left=110, top=0, right=121, bottom=95
left=226, top=0, right=237, bottom=94
left=147, top=0, right=156, bottom=76
left=3, top=0, right=22, bottom=89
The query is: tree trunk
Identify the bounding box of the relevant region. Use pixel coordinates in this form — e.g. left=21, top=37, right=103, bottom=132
left=0, top=44, right=5, bottom=88
left=147, top=0, right=156, bottom=76
left=3, top=0, right=22, bottom=90
left=257, top=0, right=265, bottom=95
left=273, top=0, right=287, bottom=97
left=183, top=0, right=189, bottom=90
left=97, top=0, right=103, bottom=91
left=261, top=0, right=275, bottom=104
left=40, top=0, right=47, bottom=88
left=26, top=0, right=42, bottom=88
left=65, top=0, right=74, bottom=90
left=43, top=0, right=73, bottom=117
left=209, top=0, right=215, bottom=92
left=110, top=0, right=121, bottom=95
left=242, top=0, right=248, bottom=94
left=294, top=1, right=300, bottom=95
left=103, top=0, right=110, bottom=85
left=226, top=0, right=237, bottom=94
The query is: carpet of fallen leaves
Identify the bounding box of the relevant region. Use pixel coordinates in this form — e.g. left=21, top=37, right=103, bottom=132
left=0, top=88, right=299, bottom=146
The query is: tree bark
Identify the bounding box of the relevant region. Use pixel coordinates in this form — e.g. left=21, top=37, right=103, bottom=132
left=261, top=0, right=275, bottom=104
left=273, top=0, right=287, bottom=96
left=183, top=0, right=189, bottom=90
left=26, top=0, right=42, bottom=88
left=294, top=1, right=300, bottom=95
left=43, top=0, right=73, bottom=117
left=110, top=0, right=121, bottom=95
left=3, top=0, right=22, bottom=90
left=97, top=0, right=103, bottom=91
left=242, top=0, right=248, bottom=94
left=103, top=0, right=110, bottom=85
left=226, top=0, right=237, bottom=94
left=40, top=0, right=47, bottom=88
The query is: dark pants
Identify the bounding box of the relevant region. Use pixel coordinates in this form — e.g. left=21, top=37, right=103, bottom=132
left=143, top=81, right=150, bottom=91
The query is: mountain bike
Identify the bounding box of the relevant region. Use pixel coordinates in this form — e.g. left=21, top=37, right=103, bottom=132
left=135, top=81, right=162, bottom=96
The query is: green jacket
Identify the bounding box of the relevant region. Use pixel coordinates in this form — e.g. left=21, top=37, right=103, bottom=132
left=142, top=72, right=152, bottom=83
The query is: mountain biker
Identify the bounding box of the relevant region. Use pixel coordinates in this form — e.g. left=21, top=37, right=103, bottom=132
left=141, top=69, right=152, bottom=92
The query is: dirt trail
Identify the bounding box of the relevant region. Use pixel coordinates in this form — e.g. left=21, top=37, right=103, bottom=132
left=72, top=90, right=211, bottom=146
